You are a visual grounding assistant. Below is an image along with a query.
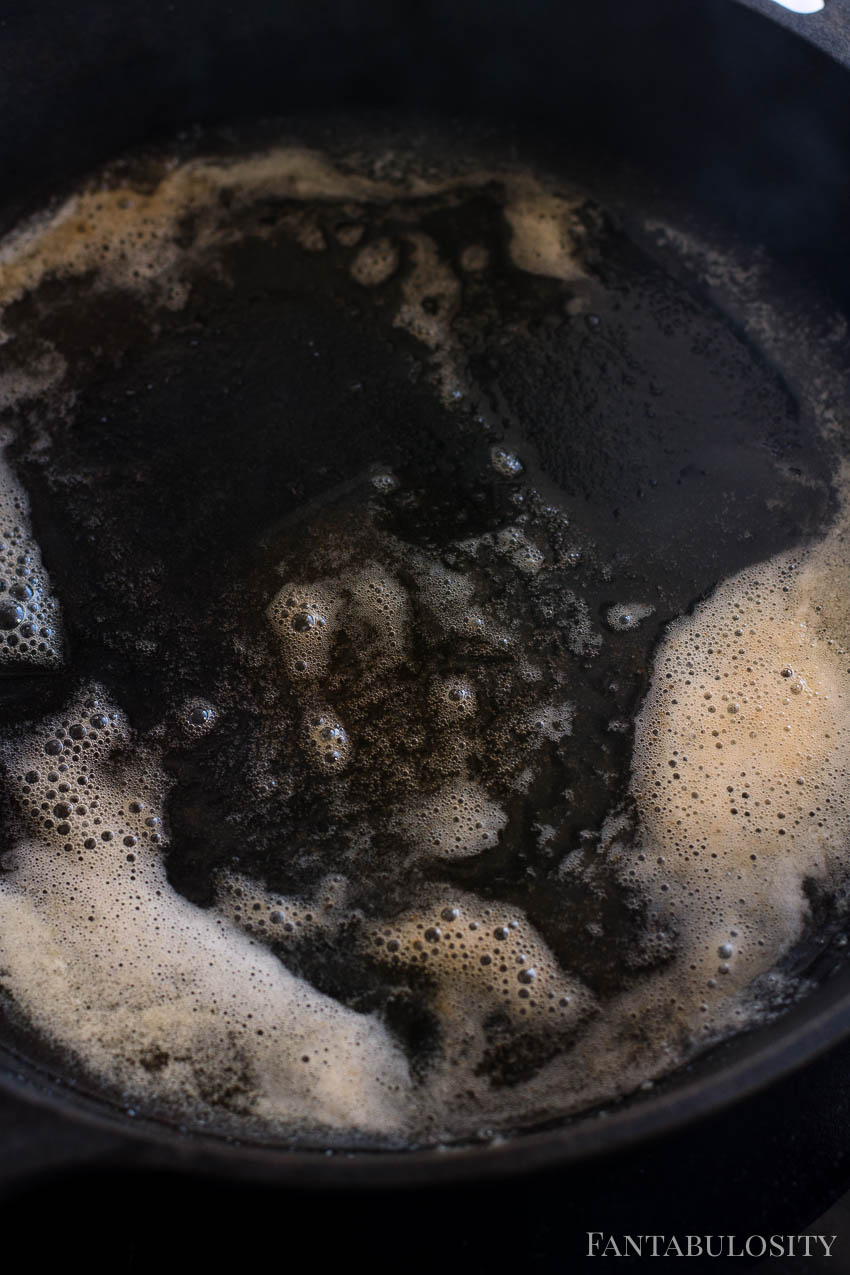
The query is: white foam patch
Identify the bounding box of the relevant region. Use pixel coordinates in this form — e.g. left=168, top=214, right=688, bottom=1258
left=367, top=887, right=593, bottom=1030
left=350, top=237, right=399, bottom=287
left=393, top=232, right=463, bottom=397
left=630, top=491, right=850, bottom=1006
left=347, top=565, right=410, bottom=663
left=0, top=148, right=586, bottom=410
left=429, top=676, right=478, bottom=724
left=503, top=184, right=586, bottom=283
left=335, top=222, right=365, bottom=248
left=397, top=780, right=507, bottom=860
left=507, top=494, right=850, bottom=1120
left=0, top=443, right=64, bottom=671
left=216, top=872, right=598, bottom=1136
left=268, top=582, right=343, bottom=681
left=495, top=526, right=546, bottom=574
left=0, top=689, right=409, bottom=1134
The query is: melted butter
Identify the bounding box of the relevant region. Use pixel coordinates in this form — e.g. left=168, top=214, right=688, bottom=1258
left=0, top=143, right=845, bottom=1144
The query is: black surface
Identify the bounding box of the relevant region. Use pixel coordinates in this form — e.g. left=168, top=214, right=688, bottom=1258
left=4, top=1030, right=850, bottom=1270
left=740, top=0, right=850, bottom=72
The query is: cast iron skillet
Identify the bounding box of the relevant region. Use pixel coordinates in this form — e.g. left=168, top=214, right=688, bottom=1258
left=0, top=0, right=849, bottom=1190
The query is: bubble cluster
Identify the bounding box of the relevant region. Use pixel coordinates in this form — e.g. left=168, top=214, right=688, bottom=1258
left=0, top=145, right=588, bottom=418
left=367, top=887, right=592, bottom=1029
left=181, top=698, right=218, bottom=736
left=350, top=237, right=399, bottom=287
left=460, top=244, right=489, bottom=273
left=626, top=503, right=850, bottom=1029
left=502, top=184, right=586, bottom=283
left=0, top=460, right=64, bottom=670
left=393, top=232, right=463, bottom=395
left=398, top=781, right=507, bottom=859
left=490, top=446, right=524, bottom=477
left=430, top=676, right=478, bottom=724
left=521, top=703, right=573, bottom=742
left=268, top=584, right=340, bottom=679
left=347, top=565, right=409, bottom=662
left=305, top=711, right=351, bottom=771
left=0, top=688, right=410, bottom=1136
left=218, top=872, right=595, bottom=1113
left=220, top=872, right=341, bottom=933
left=369, top=467, right=399, bottom=493
left=495, top=525, right=545, bottom=574
left=260, top=490, right=590, bottom=887
left=606, top=601, right=655, bottom=633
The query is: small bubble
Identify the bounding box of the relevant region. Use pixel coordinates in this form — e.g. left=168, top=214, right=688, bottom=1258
left=490, top=447, right=524, bottom=477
